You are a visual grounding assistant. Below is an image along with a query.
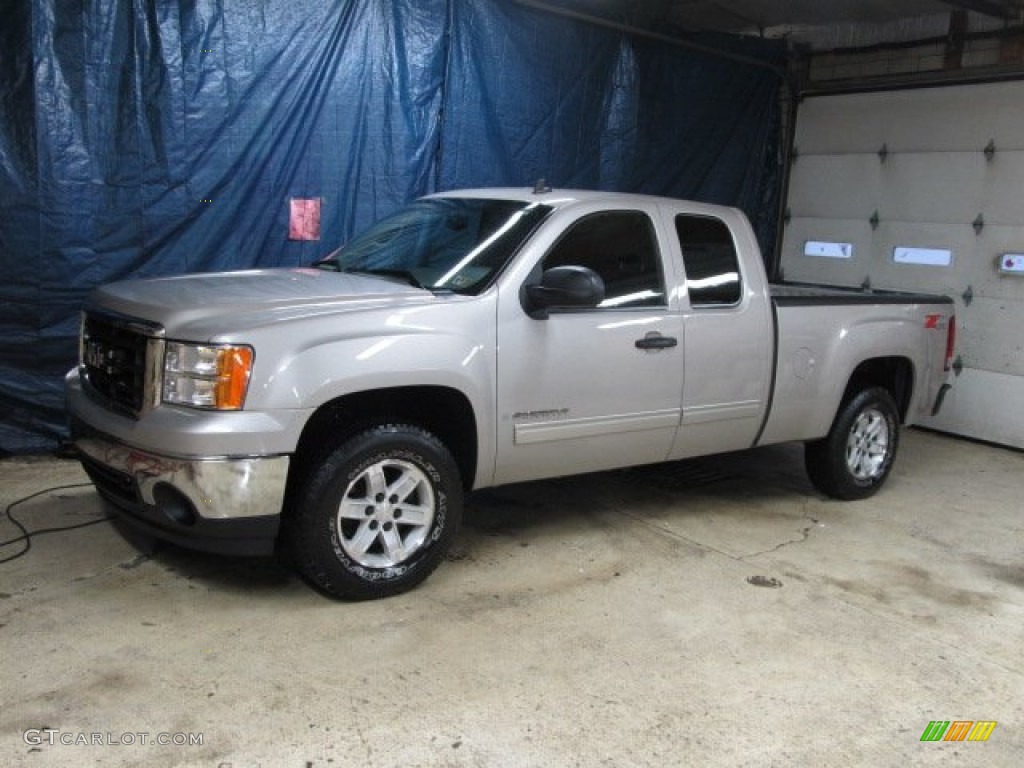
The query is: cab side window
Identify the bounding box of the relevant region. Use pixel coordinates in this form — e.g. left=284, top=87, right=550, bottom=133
left=675, top=215, right=742, bottom=307
left=543, top=211, right=665, bottom=309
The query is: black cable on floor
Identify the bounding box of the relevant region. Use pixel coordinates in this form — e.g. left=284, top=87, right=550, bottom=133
left=0, top=483, right=109, bottom=564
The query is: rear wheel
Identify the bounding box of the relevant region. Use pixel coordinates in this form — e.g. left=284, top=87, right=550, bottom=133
left=805, top=387, right=900, bottom=500
left=286, top=424, right=462, bottom=600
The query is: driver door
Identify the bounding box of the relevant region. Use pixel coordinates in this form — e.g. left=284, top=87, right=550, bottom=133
left=494, top=207, right=684, bottom=485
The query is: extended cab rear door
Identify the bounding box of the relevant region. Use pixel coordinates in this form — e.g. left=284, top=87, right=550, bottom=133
left=663, top=204, right=775, bottom=459
left=493, top=202, right=684, bottom=485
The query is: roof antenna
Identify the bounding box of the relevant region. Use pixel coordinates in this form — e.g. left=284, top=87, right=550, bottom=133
left=533, top=178, right=551, bottom=194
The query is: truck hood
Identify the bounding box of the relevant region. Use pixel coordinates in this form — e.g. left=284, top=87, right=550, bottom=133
left=89, top=268, right=436, bottom=338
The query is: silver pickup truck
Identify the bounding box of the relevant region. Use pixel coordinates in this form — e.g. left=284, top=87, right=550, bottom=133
left=66, top=188, right=956, bottom=599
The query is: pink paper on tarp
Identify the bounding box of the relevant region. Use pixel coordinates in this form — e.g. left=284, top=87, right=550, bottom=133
left=288, top=198, right=321, bottom=240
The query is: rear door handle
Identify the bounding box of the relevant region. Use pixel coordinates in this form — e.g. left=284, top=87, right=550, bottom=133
left=635, top=333, right=677, bottom=350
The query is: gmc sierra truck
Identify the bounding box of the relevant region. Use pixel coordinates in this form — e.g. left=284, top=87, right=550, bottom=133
left=66, top=188, right=956, bottom=599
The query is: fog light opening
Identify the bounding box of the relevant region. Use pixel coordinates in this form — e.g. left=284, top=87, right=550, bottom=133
left=152, top=483, right=198, bottom=527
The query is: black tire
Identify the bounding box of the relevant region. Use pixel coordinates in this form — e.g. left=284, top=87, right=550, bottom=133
left=285, top=424, right=462, bottom=600
left=804, top=387, right=900, bottom=500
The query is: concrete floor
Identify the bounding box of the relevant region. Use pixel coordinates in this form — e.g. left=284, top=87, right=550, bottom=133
left=1, top=428, right=1022, bottom=767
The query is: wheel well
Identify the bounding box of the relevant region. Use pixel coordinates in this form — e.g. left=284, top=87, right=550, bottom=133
left=291, top=386, right=478, bottom=491
left=842, top=357, right=914, bottom=422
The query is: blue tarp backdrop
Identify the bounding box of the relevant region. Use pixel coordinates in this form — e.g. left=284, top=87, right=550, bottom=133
left=0, top=0, right=784, bottom=454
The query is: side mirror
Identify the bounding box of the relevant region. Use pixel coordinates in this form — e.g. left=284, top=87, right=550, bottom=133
left=521, top=265, right=605, bottom=319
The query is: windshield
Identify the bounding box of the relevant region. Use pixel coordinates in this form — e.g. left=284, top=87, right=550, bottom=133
left=317, top=198, right=552, bottom=294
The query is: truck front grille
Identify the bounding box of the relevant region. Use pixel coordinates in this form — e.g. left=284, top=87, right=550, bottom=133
left=81, top=312, right=160, bottom=417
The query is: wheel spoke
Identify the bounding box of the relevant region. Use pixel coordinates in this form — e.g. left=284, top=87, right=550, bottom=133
left=338, top=499, right=370, bottom=520
left=365, top=464, right=389, bottom=499
left=395, top=503, right=430, bottom=526
left=851, top=452, right=866, bottom=477
left=864, top=416, right=884, bottom=440
left=346, top=520, right=378, bottom=556
left=380, top=525, right=405, bottom=561
left=388, top=469, right=422, bottom=503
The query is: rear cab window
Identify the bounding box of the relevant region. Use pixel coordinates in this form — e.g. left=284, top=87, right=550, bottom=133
left=674, top=214, right=742, bottom=307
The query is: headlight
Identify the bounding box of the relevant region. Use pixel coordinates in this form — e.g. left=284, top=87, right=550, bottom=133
left=163, top=342, right=253, bottom=410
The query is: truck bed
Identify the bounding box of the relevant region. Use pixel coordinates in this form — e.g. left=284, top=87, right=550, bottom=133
left=770, top=281, right=952, bottom=307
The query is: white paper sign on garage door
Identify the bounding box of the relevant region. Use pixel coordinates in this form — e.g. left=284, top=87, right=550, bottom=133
left=780, top=80, right=1024, bottom=449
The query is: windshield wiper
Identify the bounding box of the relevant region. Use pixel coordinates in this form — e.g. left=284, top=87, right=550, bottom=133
left=344, top=267, right=426, bottom=289
left=313, top=247, right=344, bottom=271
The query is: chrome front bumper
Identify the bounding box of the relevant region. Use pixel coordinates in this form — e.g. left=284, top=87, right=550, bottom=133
left=73, top=426, right=288, bottom=556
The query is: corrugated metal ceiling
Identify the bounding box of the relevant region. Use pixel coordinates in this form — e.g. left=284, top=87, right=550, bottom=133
left=558, top=1, right=1024, bottom=50
left=664, top=0, right=1024, bottom=33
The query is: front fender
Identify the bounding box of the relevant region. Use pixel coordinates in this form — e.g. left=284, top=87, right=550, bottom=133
left=264, top=332, right=494, bottom=414
left=239, top=296, right=498, bottom=483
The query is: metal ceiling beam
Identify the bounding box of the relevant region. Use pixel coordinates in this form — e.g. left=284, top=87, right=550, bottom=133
left=512, top=0, right=789, bottom=80
left=939, top=0, right=1016, bottom=18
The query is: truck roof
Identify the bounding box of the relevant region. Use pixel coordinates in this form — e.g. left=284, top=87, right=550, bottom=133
left=428, top=187, right=740, bottom=216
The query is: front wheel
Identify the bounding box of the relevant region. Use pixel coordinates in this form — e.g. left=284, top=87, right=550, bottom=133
left=804, top=387, right=900, bottom=500
left=285, top=425, right=462, bottom=600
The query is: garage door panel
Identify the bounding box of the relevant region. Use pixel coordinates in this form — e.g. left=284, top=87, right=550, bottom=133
left=868, top=225, right=1024, bottom=304
left=978, top=151, right=1024, bottom=223
left=876, top=155, right=985, bottom=223
left=787, top=151, right=1024, bottom=227
left=919, top=367, right=1024, bottom=448
left=867, top=222, right=968, bottom=295
left=794, top=95, right=902, bottom=154
left=966, top=226, right=1024, bottom=299
left=783, top=219, right=968, bottom=295
left=781, top=217, right=873, bottom=287
left=787, top=156, right=882, bottom=219
left=795, top=81, right=1024, bottom=155
left=958, top=297, right=1024, bottom=376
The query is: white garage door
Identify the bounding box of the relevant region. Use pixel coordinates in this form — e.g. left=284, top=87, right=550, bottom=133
left=780, top=80, right=1024, bottom=449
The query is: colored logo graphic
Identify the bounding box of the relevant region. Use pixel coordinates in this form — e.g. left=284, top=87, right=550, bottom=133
left=920, top=720, right=997, bottom=742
